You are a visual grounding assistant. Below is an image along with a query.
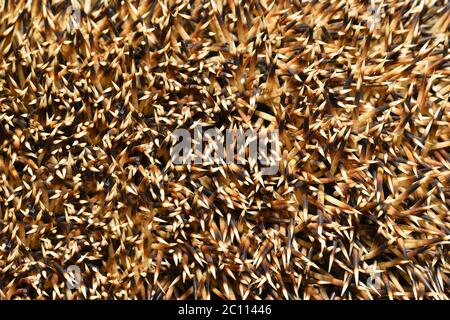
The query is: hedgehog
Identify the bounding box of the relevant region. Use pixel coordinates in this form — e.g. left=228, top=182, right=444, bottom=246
left=0, top=0, right=449, bottom=300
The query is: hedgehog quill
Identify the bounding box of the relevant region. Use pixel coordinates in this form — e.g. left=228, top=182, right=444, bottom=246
left=0, top=0, right=449, bottom=300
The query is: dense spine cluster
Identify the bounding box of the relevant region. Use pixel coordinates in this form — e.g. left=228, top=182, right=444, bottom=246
left=0, top=0, right=449, bottom=299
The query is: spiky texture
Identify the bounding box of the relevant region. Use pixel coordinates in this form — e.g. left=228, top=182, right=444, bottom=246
left=0, top=0, right=449, bottom=300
